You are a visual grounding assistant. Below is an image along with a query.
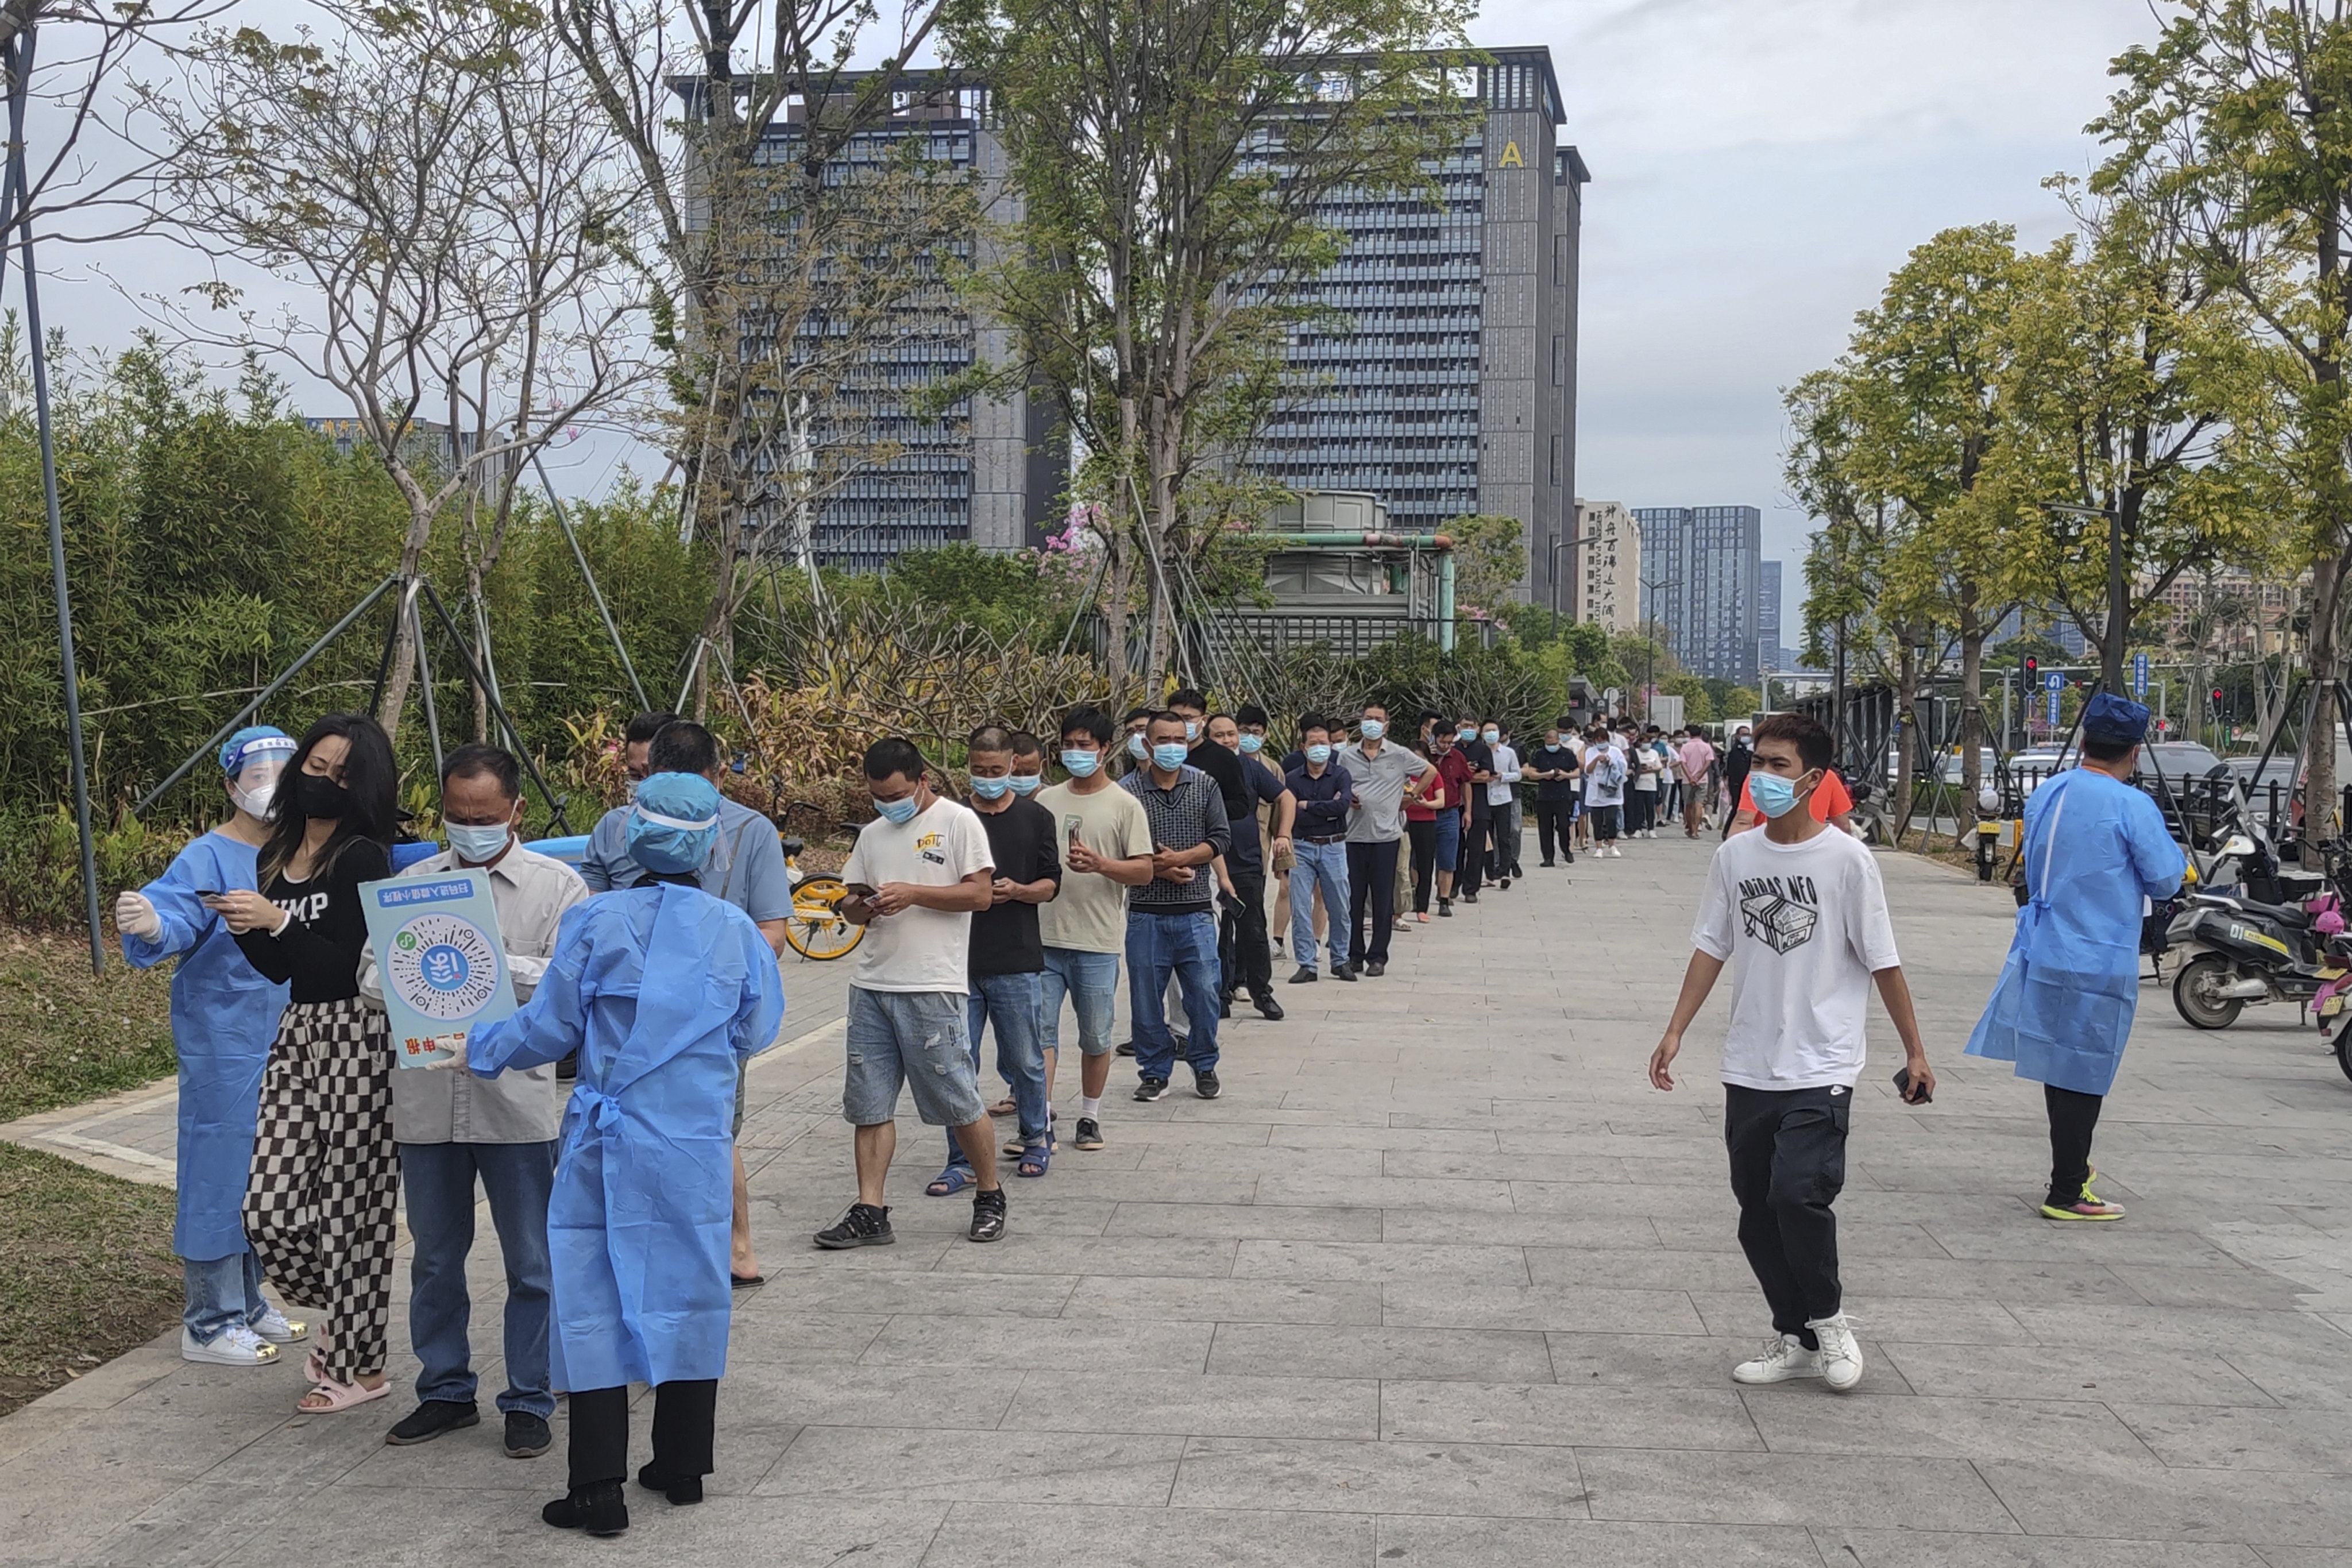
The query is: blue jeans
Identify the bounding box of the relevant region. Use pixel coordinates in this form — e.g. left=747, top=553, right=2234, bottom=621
left=1435, top=807, right=1461, bottom=873
left=1289, top=841, right=1351, bottom=973
left=947, top=972, right=1052, bottom=1168
left=1126, top=909, right=1221, bottom=1081
left=183, top=1248, right=267, bottom=1343
left=1041, top=947, right=1121, bottom=1059
left=400, top=1140, right=558, bottom=1418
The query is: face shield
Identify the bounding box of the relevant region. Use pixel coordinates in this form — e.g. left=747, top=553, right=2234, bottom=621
left=219, top=729, right=296, bottom=822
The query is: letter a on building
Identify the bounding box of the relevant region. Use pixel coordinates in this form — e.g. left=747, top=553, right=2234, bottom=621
left=1499, top=140, right=1524, bottom=168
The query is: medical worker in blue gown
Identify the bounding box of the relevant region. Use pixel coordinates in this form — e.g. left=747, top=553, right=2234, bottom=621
left=463, top=772, right=782, bottom=1538
left=1967, top=693, right=2184, bottom=1221
left=116, top=727, right=310, bottom=1365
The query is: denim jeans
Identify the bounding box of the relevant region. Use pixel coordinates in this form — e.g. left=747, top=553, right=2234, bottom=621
left=183, top=1247, right=268, bottom=1343
left=1288, top=840, right=1351, bottom=973
left=947, top=971, right=1052, bottom=1168
left=1126, top=909, right=1221, bottom=1081
left=1040, top=947, right=1121, bottom=1059
left=400, top=1139, right=558, bottom=1418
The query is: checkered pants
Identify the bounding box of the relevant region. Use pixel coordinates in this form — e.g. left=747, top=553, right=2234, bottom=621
left=242, top=995, right=399, bottom=1382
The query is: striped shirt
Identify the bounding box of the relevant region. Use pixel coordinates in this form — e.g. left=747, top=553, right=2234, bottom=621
left=1118, top=764, right=1231, bottom=915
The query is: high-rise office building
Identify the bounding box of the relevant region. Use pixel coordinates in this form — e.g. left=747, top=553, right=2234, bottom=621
left=1253, top=48, right=1589, bottom=607
left=1631, top=505, right=1762, bottom=683
left=1573, top=499, right=1639, bottom=632
left=1757, top=559, right=1782, bottom=674
left=679, top=78, right=1065, bottom=572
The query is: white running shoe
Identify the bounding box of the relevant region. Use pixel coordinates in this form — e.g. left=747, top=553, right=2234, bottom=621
left=182, top=1324, right=279, bottom=1366
left=1731, top=1334, right=1820, bottom=1384
left=254, top=1308, right=308, bottom=1344
left=1809, top=1314, right=1864, bottom=1392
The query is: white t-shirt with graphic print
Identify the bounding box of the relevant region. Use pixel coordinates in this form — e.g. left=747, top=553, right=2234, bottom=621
left=840, top=795, right=994, bottom=993
left=1690, top=825, right=1899, bottom=1091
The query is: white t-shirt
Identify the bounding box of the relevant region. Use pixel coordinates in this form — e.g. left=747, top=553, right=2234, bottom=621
left=840, top=796, right=994, bottom=993
left=1582, top=743, right=1625, bottom=806
left=1690, top=825, right=1899, bottom=1090
left=1634, top=742, right=1663, bottom=791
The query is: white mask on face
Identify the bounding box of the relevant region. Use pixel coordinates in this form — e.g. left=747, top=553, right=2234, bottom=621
left=230, top=762, right=283, bottom=822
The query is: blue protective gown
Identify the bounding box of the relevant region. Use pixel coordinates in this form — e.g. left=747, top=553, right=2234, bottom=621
left=1966, top=768, right=2184, bottom=1095
left=120, top=831, right=290, bottom=1260
left=466, top=883, right=782, bottom=1391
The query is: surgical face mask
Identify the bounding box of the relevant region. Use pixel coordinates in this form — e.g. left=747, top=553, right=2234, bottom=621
left=1063, top=748, right=1101, bottom=777
left=231, top=783, right=278, bottom=821
left=970, top=774, right=1011, bottom=800
left=1152, top=742, right=1189, bottom=770
left=1749, top=770, right=1812, bottom=819
left=1482, top=728, right=1499, bottom=744
left=1359, top=719, right=1385, bottom=741
left=1127, top=732, right=1148, bottom=760
left=1184, top=720, right=1200, bottom=741
left=445, top=820, right=512, bottom=863
left=1238, top=733, right=1264, bottom=754
left=1456, top=728, right=1475, bottom=742
left=1007, top=773, right=1041, bottom=796
left=295, top=771, right=350, bottom=820
left=1306, top=743, right=1333, bottom=765
left=874, top=794, right=921, bottom=825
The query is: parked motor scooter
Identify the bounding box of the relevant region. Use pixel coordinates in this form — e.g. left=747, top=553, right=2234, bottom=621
left=2169, top=835, right=2352, bottom=1030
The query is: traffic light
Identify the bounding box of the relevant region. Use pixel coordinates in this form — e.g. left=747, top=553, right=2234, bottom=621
left=2211, top=688, right=2224, bottom=707
left=2023, top=656, right=2038, bottom=680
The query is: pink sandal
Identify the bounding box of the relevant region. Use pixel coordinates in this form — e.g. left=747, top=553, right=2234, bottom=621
left=297, top=1375, right=390, bottom=1414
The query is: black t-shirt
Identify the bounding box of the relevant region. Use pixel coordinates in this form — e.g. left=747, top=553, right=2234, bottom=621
left=235, top=837, right=392, bottom=1004
left=1724, top=741, right=1754, bottom=787
left=1187, top=740, right=1250, bottom=818
left=1454, top=739, right=1494, bottom=817
left=1530, top=743, right=1582, bottom=802
left=969, top=798, right=1062, bottom=979
left=1218, top=753, right=1287, bottom=870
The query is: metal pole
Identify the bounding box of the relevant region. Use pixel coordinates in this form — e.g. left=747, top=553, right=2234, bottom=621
left=532, top=453, right=650, bottom=712
left=410, top=594, right=445, bottom=786
left=9, top=28, right=102, bottom=974
left=2105, top=494, right=2127, bottom=693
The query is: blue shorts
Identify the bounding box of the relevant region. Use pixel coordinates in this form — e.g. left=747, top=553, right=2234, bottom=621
left=843, top=986, right=988, bottom=1127
left=1434, top=808, right=1461, bottom=872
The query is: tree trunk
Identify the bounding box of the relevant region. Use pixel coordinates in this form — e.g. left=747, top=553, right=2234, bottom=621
left=1956, top=601, right=1986, bottom=843
left=2303, top=555, right=2347, bottom=869
left=1890, top=643, right=1921, bottom=844
left=373, top=502, right=438, bottom=741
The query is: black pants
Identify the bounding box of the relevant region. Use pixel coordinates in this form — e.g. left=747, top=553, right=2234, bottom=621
left=1627, top=789, right=1656, bottom=833
left=1589, top=803, right=1622, bottom=843
left=1406, top=818, right=1438, bottom=912
left=1457, top=810, right=1489, bottom=895
left=1218, top=861, right=1273, bottom=1001
left=1534, top=799, right=1574, bottom=864
left=1345, top=839, right=1400, bottom=965
left=1724, top=1084, right=1849, bottom=1346
left=2045, top=1083, right=2104, bottom=1207
left=570, top=1378, right=717, bottom=1490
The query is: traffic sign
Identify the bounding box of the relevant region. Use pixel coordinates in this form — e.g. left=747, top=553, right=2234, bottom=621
left=2044, top=670, right=2064, bottom=693
left=2131, top=652, right=2149, bottom=698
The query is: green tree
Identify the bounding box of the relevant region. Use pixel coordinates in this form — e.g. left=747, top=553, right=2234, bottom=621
left=1446, top=513, right=1527, bottom=620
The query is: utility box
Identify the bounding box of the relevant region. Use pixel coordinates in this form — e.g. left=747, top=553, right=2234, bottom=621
left=1650, top=694, right=1685, bottom=732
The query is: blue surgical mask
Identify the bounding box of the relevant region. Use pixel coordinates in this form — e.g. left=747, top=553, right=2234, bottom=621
left=1007, top=774, right=1041, bottom=796
left=1238, top=734, right=1264, bottom=754
left=1306, top=743, right=1332, bottom=765
left=1063, top=748, right=1101, bottom=777
left=1749, top=771, right=1809, bottom=820
left=1457, top=728, right=1476, bottom=742
left=1127, top=733, right=1148, bottom=759
left=1152, top=742, right=1189, bottom=770
left=1358, top=719, right=1385, bottom=741
left=1482, top=729, right=1499, bottom=744
left=445, top=821, right=511, bottom=863
left=970, top=775, right=1011, bottom=800
left=875, top=794, right=921, bottom=825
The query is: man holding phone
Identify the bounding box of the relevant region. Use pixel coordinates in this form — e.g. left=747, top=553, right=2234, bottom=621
left=1648, top=712, right=1934, bottom=1395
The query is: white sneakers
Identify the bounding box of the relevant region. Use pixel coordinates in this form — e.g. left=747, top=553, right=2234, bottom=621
left=1731, top=1316, right=1864, bottom=1392
left=181, top=1324, right=279, bottom=1366
left=255, top=1308, right=308, bottom=1344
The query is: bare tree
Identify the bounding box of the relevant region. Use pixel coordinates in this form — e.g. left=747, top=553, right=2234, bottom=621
left=141, top=0, right=644, bottom=736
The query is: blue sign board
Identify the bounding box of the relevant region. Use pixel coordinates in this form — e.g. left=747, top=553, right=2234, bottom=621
left=2133, top=652, right=2150, bottom=698
left=361, top=867, right=516, bottom=1068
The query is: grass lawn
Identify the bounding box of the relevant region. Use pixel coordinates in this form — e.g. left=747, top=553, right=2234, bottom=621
left=0, top=1141, right=181, bottom=1416
left=0, top=924, right=177, bottom=1125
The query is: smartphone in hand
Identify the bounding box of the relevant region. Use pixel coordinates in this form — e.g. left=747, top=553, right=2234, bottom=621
left=1893, top=1066, right=1932, bottom=1105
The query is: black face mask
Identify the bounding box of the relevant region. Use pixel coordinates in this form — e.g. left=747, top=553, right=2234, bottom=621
left=295, top=771, right=352, bottom=820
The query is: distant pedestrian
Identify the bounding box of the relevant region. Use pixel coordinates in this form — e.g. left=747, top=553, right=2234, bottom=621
left=1337, top=705, right=1435, bottom=979
left=1121, top=712, right=1231, bottom=1100
left=1527, top=719, right=1579, bottom=867
left=1582, top=723, right=1626, bottom=857
left=1678, top=728, right=1718, bottom=837
left=1284, top=719, right=1354, bottom=981
left=1481, top=720, right=1523, bottom=887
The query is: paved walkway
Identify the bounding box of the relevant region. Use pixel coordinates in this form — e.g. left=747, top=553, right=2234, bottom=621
left=7, top=836, right=2352, bottom=1567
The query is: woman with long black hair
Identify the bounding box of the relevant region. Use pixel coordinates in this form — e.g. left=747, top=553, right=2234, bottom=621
left=210, top=712, right=401, bottom=1413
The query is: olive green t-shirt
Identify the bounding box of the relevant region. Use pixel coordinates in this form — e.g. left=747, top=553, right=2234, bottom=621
left=1035, top=779, right=1153, bottom=955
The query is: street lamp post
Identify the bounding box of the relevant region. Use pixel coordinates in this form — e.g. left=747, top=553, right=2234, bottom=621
left=2043, top=498, right=2126, bottom=692
left=1638, top=571, right=1679, bottom=722
left=1546, top=531, right=1602, bottom=616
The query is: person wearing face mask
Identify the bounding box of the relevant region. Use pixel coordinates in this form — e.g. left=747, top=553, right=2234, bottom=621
left=1526, top=719, right=1581, bottom=868
left=1650, top=712, right=1934, bottom=1396
left=1337, top=704, right=1435, bottom=978
left=1118, top=706, right=1153, bottom=775
left=1721, top=725, right=1755, bottom=838
left=1036, top=708, right=1155, bottom=1152
left=1678, top=726, right=1718, bottom=837
left=1118, top=712, right=1232, bottom=1099
left=356, top=746, right=588, bottom=1458
left=1206, top=712, right=1291, bottom=1021
left=116, top=726, right=307, bottom=1370
left=1728, top=746, right=1856, bottom=838
left=1481, top=720, right=1524, bottom=887
left=1283, top=718, right=1353, bottom=981
left=206, top=712, right=400, bottom=1414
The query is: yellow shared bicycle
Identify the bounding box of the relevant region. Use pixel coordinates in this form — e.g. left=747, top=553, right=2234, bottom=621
left=780, top=835, right=864, bottom=961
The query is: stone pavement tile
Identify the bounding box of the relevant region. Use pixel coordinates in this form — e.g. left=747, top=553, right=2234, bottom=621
left=1739, top=1391, right=2153, bottom=1465
left=1380, top=1378, right=1762, bottom=1451
left=1382, top=1281, right=1704, bottom=1335
left=1812, top=1529, right=2266, bottom=1567
left=1268, top=1122, right=1503, bottom=1152
left=1380, top=1148, right=1631, bottom=1183
left=1105, top=1200, right=1382, bottom=1241
left=720, top=1362, right=1025, bottom=1430
left=857, top=1315, right=1215, bottom=1373
left=1689, top=1291, right=2036, bottom=1345
left=2000, top=1301, right=2352, bottom=1360
left=26, top=1342, right=183, bottom=1411
left=1207, top=1322, right=1555, bottom=1382
left=1235, top=1239, right=1531, bottom=1284
left=1373, top=1515, right=1830, bottom=1567
left=1002, top=1370, right=1380, bottom=1439
left=870, top=1197, right=1120, bottom=1237
left=757, top=1425, right=1182, bottom=1505
left=1089, top=1118, right=1275, bottom=1146
left=718, top=1308, right=891, bottom=1364
left=0, top=1402, right=80, bottom=1467
left=929, top=1235, right=1237, bottom=1279
left=975, top=1169, right=1261, bottom=1203
left=1388, top=1210, right=1662, bottom=1249
left=1652, top=1214, right=1955, bottom=1258
left=2260, top=1551, right=2352, bottom=1568
left=1920, top=1225, right=2245, bottom=1266
left=1171, top=1435, right=1591, bottom=1518
left=917, top=1502, right=1376, bottom=1568
left=2111, top=1402, right=2352, bottom=1472
left=1133, top=1145, right=1382, bottom=1179
left=1575, top=1447, right=2018, bottom=1532
left=106, top=1479, right=567, bottom=1568
left=1836, top=1256, right=2142, bottom=1304
left=771, top=1270, right=1080, bottom=1318
left=1276, top=1175, right=1517, bottom=1210
left=2100, top=1262, right=2315, bottom=1310
left=2211, top=1347, right=2352, bottom=1409
left=1525, top=1245, right=1771, bottom=1293
left=751, top=1231, right=959, bottom=1267
left=1541, top=1331, right=1915, bottom=1392
left=1977, top=1457, right=2352, bottom=1546
left=1061, top=1275, right=1384, bottom=1326
left=1879, top=1342, right=2276, bottom=1405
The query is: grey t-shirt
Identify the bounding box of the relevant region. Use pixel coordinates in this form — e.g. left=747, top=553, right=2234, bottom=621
left=1338, top=741, right=1427, bottom=843
left=581, top=791, right=791, bottom=923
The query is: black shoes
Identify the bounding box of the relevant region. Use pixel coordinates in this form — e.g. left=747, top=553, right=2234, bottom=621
left=636, top=1463, right=703, bottom=1505
left=970, top=1188, right=1007, bottom=1243
left=813, top=1202, right=895, bottom=1249
left=1438, top=899, right=1453, bottom=917
left=385, top=1398, right=479, bottom=1446
left=1289, top=966, right=1318, bottom=984
left=1194, top=1070, right=1222, bottom=1100
left=505, top=1411, right=552, bottom=1458
left=1072, top=1116, right=1104, bottom=1150
left=1115, top=1040, right=1137, bottom=1056
left=1332, top=964, right=1359, bottom=982
left=1135, top=1077, right=1169, bottom=1102
left=1540, top=860, right=1555, bottom=867
left=1461, top=890, right=1479, bottom=904
left=1499, top=876, right=1512, bottom=891
left=544, top=1481, right=627, bottom=1536
left=1253, top=993, right=1285, bottom=1021
left=1362, top=960, right=1386, bottom=978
